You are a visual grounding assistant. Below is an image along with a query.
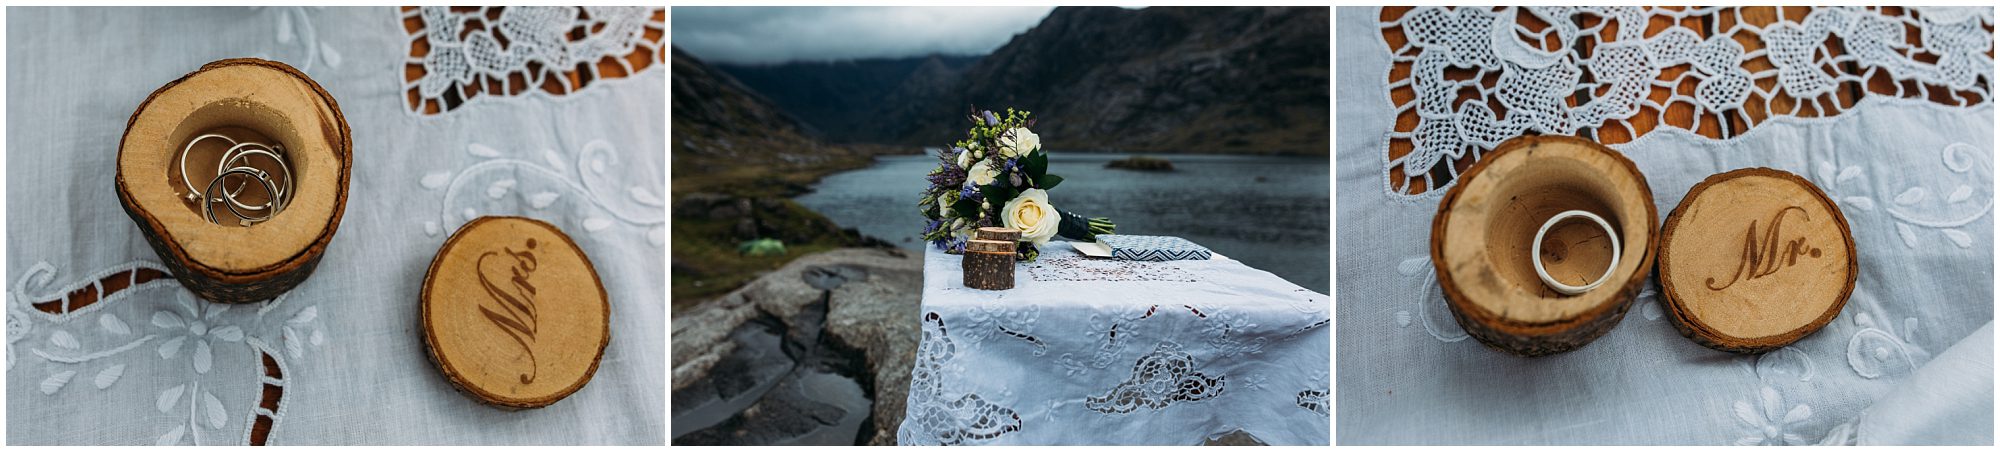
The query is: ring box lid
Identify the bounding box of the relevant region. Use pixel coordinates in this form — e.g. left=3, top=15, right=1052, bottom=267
left=965, top=239, right=1015, bottom=254
left=975, top=227, right=1021, bottom=242
left=422, top=216, right=609, bottom=409
left=1657, top=168, right=1857, bottom=354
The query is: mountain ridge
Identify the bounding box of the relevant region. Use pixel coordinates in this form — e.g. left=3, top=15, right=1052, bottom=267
left=688, top=6, right=1329, bottom=155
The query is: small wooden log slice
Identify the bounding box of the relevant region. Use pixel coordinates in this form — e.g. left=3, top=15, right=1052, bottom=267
left=964, top=239, right=1014, bottom=253
left=1658, top=168, right=1856, bottom=354
left=963, top=239, right=1017, bottom=290
left=1431, top=135, right=1658, bottom=356
left=423, top=216, right=610, bottom=409
left=975, top=227, right=1021, bottom=242
left=115, top=58, right=352, bottom=304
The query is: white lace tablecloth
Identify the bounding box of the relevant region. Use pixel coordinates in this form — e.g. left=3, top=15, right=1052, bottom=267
left=6, top=7, right=664, bottom=445
left=1336, top=6, right=1993, bottom=445
left=897, top=241, right=1329, bottom=445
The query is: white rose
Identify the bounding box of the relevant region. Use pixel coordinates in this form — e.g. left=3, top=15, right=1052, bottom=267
left=999, top=127, right=1040, bottom=158
left=1002, top=188, right=1060, bottom=245
left=955, top=148, right=971, bottom=168
left=965, top=159, right=998, bottom=186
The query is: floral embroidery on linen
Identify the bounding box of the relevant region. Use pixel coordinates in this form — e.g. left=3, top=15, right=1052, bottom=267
left=154, top=291, right=247, bottom=376
left=11, top=261, right=323, bottom=446
left=15, top=261, right=178, bottom=394
left=899, top=312, right=1024, bottom=445
left=250, top=7, right=345, bottom=75
left=1813, top=141, right=1992, bottom=250
left=1633, top=285, right=1666, bottom=321
left=1054, top=305, right=1156, bottom=378
left=399, top=6, right=665, bottom=115
left=1084, top=342, right=1226, bottom=414
left=960, top=303, right=1045, bottom=356
left=1731, top=386, right=1816, bottom=446
left=1846, top=311, right=1929, bottom=379
left=151, top=289, right=323, bottom=446
left=1740, top=346, right=1818, bottom=383
left=418, top=139, right=666, bottom=247
left=1392, top=256, right=1469, bottom=342
left=1200, top=306, right=1269, bottom=356
left=1377, top=6, right=1994, bottom=199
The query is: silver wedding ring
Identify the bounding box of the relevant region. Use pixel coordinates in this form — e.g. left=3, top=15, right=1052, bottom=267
left=203, top=167, right=283, bottom=226
left=180, top=132, right=293, bottom=226
left=217, top=143, right=290, bottom=212
left=1532, top=210, right=1620, bottom=295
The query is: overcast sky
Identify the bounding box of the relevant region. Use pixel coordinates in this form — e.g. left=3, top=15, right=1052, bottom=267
left=671, top=6, right=1057, bottom=65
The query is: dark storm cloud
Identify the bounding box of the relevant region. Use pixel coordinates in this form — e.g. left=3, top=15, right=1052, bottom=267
left=671, top=6, right=1055, bottom=65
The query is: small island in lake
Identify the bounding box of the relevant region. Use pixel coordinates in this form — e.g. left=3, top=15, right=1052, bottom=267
left=1105, top=155, right=1175, bottom=171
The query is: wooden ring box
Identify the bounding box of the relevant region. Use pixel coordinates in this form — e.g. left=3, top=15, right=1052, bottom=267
left=1431, top=136, right=1658, bottom=356
left=115, top=58, right=352, bottom=304
left=423, top=216, right=609, bottom=409
left=963, top=227, right=1020, bottom=290
left=1658, top=168, right=1856, bottom=353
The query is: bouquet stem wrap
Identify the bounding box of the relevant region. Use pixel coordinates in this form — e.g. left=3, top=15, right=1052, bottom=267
left=1056, top=209, right=1116, bottom=242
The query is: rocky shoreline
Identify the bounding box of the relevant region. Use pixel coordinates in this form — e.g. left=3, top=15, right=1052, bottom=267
left=672, top=248, right=924, bottom=445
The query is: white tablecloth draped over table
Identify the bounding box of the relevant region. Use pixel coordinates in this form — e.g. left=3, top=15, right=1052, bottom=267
left=898, top=241, right=1329, bottom=446
left=1336, top=6, right=1993, bottom=445
left=6, top=7, right=664, bottom=445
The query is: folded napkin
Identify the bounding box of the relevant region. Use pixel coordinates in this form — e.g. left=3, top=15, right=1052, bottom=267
left=1095, top=234, right=1214, bottom=261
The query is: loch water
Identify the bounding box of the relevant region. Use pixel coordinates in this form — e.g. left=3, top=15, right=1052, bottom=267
left=798, top=152, right=1331, bottom=293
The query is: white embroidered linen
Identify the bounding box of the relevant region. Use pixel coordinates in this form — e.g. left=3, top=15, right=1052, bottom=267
left=1336, top=6, right=1993, bottom=445
left=897, top=241, right=1329, bottom=445
left=6, top=7, right=664, bottom=445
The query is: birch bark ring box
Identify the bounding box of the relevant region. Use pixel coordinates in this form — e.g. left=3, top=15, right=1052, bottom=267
left=1431, top=135, right=1658, bottom=356
left=963, top=230, right=1018, bottom=290
left=114, top=58, right=352, bottom=304
left=422, top=216, right=610, bottom=409
left=1658, top=168, right=1856, bottom=353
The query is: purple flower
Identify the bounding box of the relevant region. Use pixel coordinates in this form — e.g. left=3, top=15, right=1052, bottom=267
left=926, top=165, right=966, bottom=189
left=960, top=183, right=979, bottom=200
left=931, top=235, right=967, bottom=253
left=983, top=110, right=999, bottom=126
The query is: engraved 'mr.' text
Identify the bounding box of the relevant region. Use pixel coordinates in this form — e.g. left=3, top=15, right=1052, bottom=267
left=1706, top=206, right=1821, bottom=291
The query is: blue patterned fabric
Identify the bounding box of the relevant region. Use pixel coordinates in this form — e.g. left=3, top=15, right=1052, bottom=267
left=1098, top=235, right=1214, bottom=262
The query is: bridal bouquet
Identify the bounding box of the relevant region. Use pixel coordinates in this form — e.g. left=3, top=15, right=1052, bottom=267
left=919, top=108, right=1115, bottom=261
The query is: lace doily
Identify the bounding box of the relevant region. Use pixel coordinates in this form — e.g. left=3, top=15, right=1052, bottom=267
left=400, top=6, right=665, bottom=115
left=1378, top=6, right=1994, bottom=199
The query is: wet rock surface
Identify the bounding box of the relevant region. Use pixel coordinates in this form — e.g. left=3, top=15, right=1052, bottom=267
left=672, top=248, right=923, bottom=445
